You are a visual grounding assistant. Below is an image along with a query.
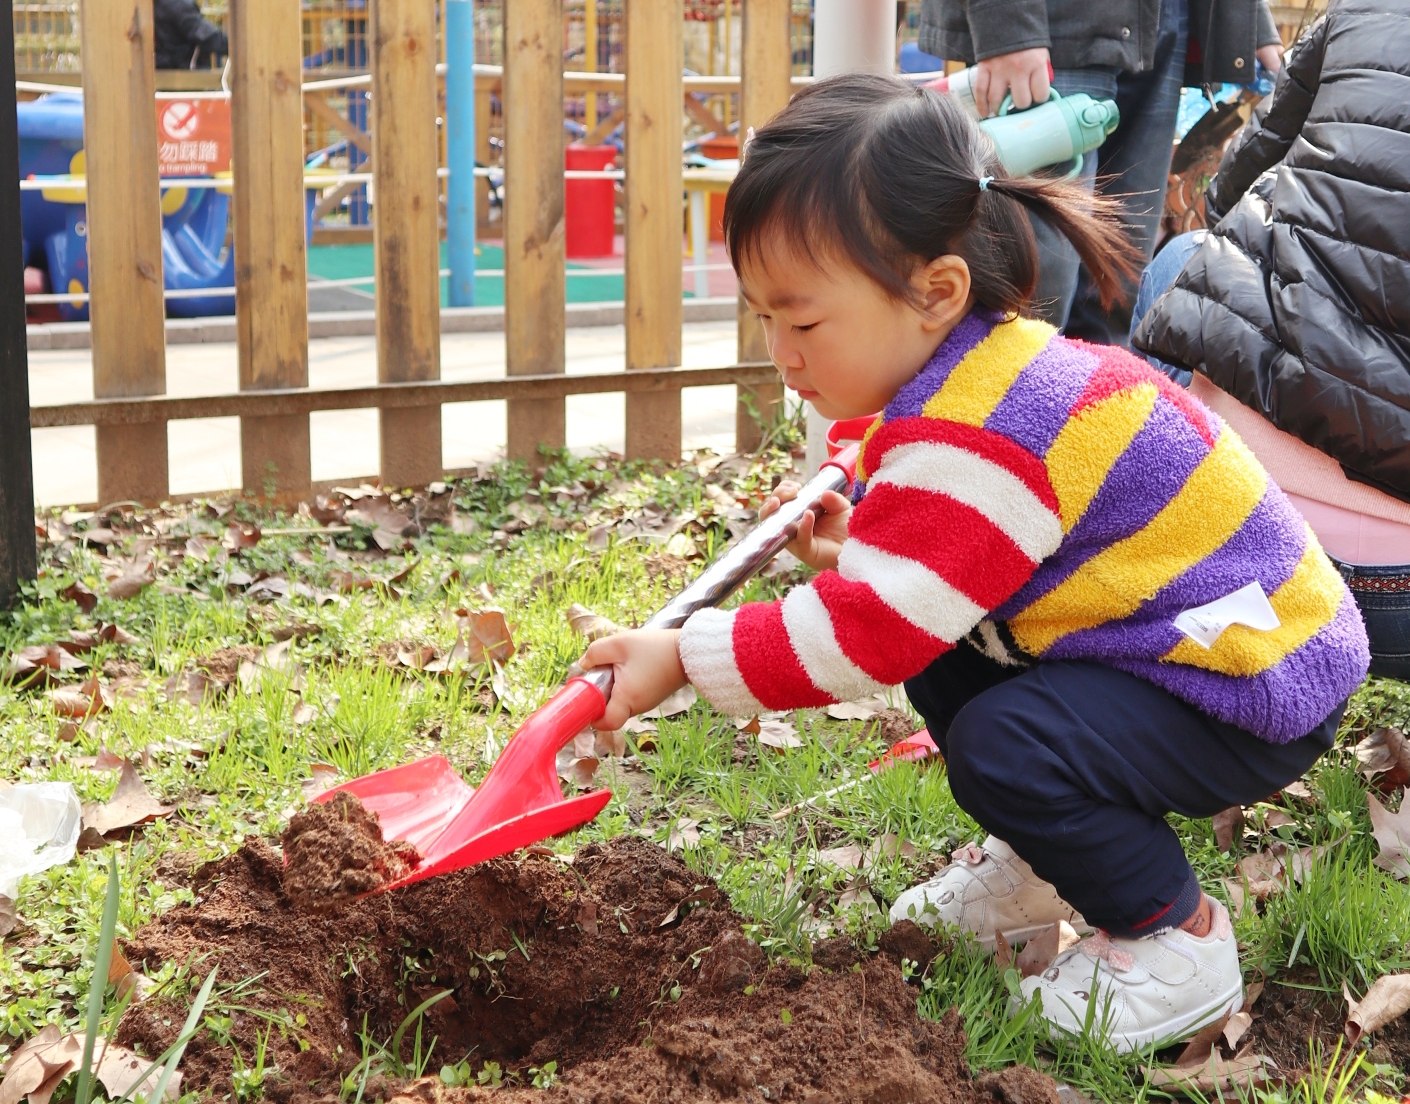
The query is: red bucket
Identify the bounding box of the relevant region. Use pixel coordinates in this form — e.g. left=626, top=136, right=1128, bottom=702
left=565, top=143, right=616, bottom=258
left=825, top=415, right=879, bottom=459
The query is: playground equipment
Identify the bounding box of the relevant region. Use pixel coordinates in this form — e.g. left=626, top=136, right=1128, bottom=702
left=316, top=438, right=861, bottom=892
left=18, top=93, right=235, bottom=320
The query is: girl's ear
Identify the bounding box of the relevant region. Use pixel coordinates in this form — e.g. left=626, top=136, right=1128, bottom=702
left=915, top=255, right=972, bottom=331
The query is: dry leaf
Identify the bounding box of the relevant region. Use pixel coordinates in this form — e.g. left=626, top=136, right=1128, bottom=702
left=345, top=496, right=416, bottom=551
left=837, top=884, right=881, bottom=916
left=593, top=730, right=627, bottom=758
left=396, top=644, right=439, bottom=671
left=865, top=833, right=916, bottom=865
left=164, top=668, right=217, bottom=706
left=183, top=536, right=215, bottom=562
left=93, top=746, right=126, bottom=772
left=60, top=581, right=97, bottom=613
left=1368, top=793, right=1410, bottom=879
left=825, top=696, right=889, bottom=721
left=1263, top=808, right=1294, bottom=830
left=667, top=817, right=701, bottom=852
left=109, top=944, right=152, bottom=1003
left=565, top=604, right=624, bottom=642
left=816, top=843, right=866, bottom=870
left=756, top=717, right=802, bottom=750
left=1212, top=806, right=1243, bottom=853
left=1015, top=921, right=1081, bottom=978
left=223, top=522, right=262, bottom=551
left=61, top=624, right=140, bottom=653
left=1282, top=780, right=1314, bottom=802
left=1222, top=1010, right=1253, bottom=1049
left=994, top=930, right=1014, bottom=972
left=456, top=608, right=516, bottom=666
left=48, top=677, right=110, bottom=719
left=246, top=576, right=290, bottom=603
left=1144, top=1054, right=1278, bottom=1094
left=1345, top=973, right=1410, bottom=1045
left=0, top=895, right=16, bottom=937
left=237, top=640, right=303, bottom=693
left=1175, top=1013, right=1232, bottom=1066
left=291, top=701, right=318, bottom=727
left=7, top=644, right=86, bottom=688
left=301, top=763, right=339, bottom=800
left=1355, top=728, right=1410, bottom=786
left=81, top=761, right=174, bottom=836
left=642, top=685, right=697, bottom=720
left=106, top=559, right=155, bottom=600
left=0, top=1025, right=74, bottom=1104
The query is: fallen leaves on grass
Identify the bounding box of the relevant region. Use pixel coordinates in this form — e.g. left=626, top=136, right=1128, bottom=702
left=1356, top=728, right=1410, bottom=788
left=0, top=1027, right=180, bottom=1104
left=1015, top=920, right=1082, bottom=978
left=47, top=677, right=110, bottom=719
left=1344, top=973, right=1410, bottom=1045
left=59, top=581, right=97, bottom=612
left=815, top=833, right=916, bottom=872
left=1223, top=1010, right=1253, bottom=1049
left=105, top=558, right=155, bottom=600
left=0, top=896, right=15, bottom=937
left=109, top=944, right=153, bottom=1003
left=223, top=522, right=262, bottom=551
left=163, top=668, right=219, bottom=707
left=1367, top=793, right=1410, bottom=879
left=756, top=717, right=802, bottom=750
left=1223, top=836, right=1344, bottom=914
left=667, top=817, right=701, bottom=851
left=455, top=608, right=516, bottom=666
left=81, top=761, right=173, bottom=837
left=6, top=645, right=86, bottom=688
left=1144, top=1054, right=1278, bottom=1094
left=237, top=640, right=304, bottom=693
left=556, top=731, right=601, bottom=788
left=825, top=696, right=888, bottom=721
left=60, top=624, right=140, bottom=654
left=1213, top=806, right=1243, bottom=852
left=345, top=495, right=418, bottom=551
left=301, top=763, right=339, bottom=800
left=565, top=604, right=624, bottom=641
left=1175, top=1014, right=1232, bottom=1066
left=641, top=685, right=696, bottom=720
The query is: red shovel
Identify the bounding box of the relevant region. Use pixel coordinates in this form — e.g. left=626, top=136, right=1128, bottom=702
left=314, top=441, right=863, bottom=894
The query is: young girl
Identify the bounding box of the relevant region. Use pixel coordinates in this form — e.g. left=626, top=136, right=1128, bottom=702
left=580, top=73, right=1369, bottom=1053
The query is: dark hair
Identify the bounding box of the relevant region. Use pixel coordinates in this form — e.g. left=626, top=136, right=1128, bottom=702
left=723, top=72, right=1140, bottom=314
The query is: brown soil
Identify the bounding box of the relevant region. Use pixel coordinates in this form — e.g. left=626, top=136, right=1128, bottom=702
left=195, top=644, right=263, bottom=687
left=1240, top=968, right=1410, bottom=1077
left=867, top=708, right=924, bottom=746
left=116, top=835, right=1019, bottom=1104
left=280, top=792, right=421, bottom=910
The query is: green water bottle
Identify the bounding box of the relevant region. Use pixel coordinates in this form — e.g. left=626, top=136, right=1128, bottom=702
left=977, top=91, right=1120, bottom=179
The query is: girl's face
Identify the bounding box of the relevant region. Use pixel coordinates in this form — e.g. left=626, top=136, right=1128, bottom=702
left=738, top=236, right=972, bottom=421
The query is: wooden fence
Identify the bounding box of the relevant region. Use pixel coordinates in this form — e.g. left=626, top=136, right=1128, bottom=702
left=26, top=0, right=796, bottom=507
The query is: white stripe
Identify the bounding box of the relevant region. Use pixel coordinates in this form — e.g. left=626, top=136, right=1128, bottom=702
left=870, top=440, right=1062, bottom=561
left=838, top=540, right=987, bottom=643
left=677, top=608, right=767, bottom=719
left=780, top=586, right=889, bottom=700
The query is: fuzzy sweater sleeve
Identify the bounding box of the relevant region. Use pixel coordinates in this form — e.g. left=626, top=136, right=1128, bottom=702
left=677, top=417, right=1064, bottom=716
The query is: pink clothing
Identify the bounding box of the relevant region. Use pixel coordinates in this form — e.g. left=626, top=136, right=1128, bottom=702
left=1190, top=375, right=1410, bottom=566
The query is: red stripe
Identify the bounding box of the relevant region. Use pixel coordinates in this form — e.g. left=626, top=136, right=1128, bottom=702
left=731, top=601, right=834, bottom=710
left=850, top=482, right=1038, bottom=610
left=865, top=416, right=1059, bottom=514
left=1070, top=340, right=1216, bottom=448
left=812, top=572, right=954, bottom=686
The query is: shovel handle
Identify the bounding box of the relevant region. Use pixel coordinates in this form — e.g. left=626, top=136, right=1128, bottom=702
left=578, top=443, right=859, bottom=699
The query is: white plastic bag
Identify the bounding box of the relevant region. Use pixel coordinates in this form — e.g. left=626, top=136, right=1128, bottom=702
left=0, top=782, right=82, bottom=898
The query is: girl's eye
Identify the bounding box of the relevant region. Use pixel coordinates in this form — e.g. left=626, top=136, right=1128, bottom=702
left=793, top=322, right=817, bottom=333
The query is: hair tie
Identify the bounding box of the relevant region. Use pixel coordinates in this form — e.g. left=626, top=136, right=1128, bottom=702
left=978, top=175, right=994, bottom=192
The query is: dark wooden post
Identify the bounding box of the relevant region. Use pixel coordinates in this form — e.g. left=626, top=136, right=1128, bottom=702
left=0, top=7, right=37, bottom=605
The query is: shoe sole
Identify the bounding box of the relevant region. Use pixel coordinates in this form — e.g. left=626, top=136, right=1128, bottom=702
left=1105, top=985, right=1244, bottom=1056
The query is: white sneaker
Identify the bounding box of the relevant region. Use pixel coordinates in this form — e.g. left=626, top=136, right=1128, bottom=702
left=888, top=836, right=1090, bottom=948
left=1018, top=899, right=1243, bottom=1055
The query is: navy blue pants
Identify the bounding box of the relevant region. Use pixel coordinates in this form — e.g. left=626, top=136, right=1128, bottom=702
left=904, top=647, right=1341, bottom=937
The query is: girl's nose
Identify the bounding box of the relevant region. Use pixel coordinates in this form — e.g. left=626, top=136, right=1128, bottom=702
left=767, top=327, right=804, bottom=371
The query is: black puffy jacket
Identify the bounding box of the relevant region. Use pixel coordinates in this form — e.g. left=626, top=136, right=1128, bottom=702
left=1133, top=0, right=1410, bottom=501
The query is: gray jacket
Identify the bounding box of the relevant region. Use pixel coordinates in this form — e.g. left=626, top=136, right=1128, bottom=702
left=918, top=0, right=1279, bottom=84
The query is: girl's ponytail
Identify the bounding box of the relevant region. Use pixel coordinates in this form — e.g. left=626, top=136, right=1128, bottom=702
left=977, top=174, right=1141, bottom=312
left=724, top=72, right=1144, bottom=319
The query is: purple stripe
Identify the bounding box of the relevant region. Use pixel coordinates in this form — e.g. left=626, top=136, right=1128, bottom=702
left=996, top=393, right=1212, bottom=619
left=1040, top=486, right=1305, bottom=661
left=884, top=310, right=997, bottom=419
left=984, top=335, right=1099, bottom=458
left=1108, top=587, right=1369, bottom=743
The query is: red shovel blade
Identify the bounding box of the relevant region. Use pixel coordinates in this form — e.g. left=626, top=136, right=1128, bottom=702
left=315, top=676, right=612, bottom=894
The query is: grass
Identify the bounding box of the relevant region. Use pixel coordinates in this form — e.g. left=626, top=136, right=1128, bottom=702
left=2, top=431, right=1409, bottom=1102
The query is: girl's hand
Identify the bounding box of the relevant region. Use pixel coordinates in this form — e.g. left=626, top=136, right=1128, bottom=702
left=759, top=481, right=851, bottom=572
left=580, top=629, right=687, bottom=731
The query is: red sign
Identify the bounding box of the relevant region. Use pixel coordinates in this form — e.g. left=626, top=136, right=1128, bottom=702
left=155, top=98, right=231, bottom=176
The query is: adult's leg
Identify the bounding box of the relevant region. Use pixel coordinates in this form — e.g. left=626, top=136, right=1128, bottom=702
left=943, top=660, right=1338, bottom=936
left=1065, top=0, right=1190, bottom=345
left=1330, top=560, right=1410, bottom=681
left=1128, top=228, right=1206, bottom=385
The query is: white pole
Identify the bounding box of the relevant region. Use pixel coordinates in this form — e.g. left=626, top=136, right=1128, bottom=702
left=805, top=0, right=897, bottom=473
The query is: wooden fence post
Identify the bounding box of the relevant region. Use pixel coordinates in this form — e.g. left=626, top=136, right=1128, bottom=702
left=82, top=0, right=168, bottom=505
left=231, top=0, right=311, bottom=502
left=372, top=0, right=442, bottom=487
left=735, top=0, right=791, bottom=453
left=503, top=0, right=566, bottom=464
left=624, top=0, right=683, bottom=461
left=0, top=8, right=36, bottom=605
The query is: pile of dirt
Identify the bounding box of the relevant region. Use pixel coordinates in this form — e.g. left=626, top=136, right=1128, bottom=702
left=116, top=834, right=1015, bottom=1104
left=280, top=792, right=421, bottom=909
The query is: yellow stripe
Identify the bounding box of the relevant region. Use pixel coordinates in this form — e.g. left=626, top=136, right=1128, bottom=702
left=854, top=416, right=884, bottom=484
left=1160, top=527, right=1346, bottom=675
left=1010, top=427, right=1268, bottom=656
left=922, top=316, right=1054, bottom=428
left=1043, top=383, right=1158, bottom=533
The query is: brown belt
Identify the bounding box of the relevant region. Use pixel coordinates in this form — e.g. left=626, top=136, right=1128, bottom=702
left=1346, top=572, right=1410, bottom=594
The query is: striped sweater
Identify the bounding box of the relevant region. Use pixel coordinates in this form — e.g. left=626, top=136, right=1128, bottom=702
left=679, top=311, right=1370, bottom=744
